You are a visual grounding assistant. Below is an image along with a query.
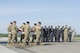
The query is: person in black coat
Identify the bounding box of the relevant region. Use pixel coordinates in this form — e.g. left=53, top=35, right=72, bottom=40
left=54, top=27, right=58, bottom=42
left=68, top=27, right=72, bottom=42
left=61, top=26, right=64, bottom=42
left=43, top=26, right=48, bottom=42
left=50, top=26, right=54, bottom=42
left=57, top=26, right=61, bottom=42
left=47, top=26, right=51, bottom=42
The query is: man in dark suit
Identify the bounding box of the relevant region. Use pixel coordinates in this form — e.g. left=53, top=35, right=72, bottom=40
left=57, top=26, right=61, bottom=42
left=43, top=26, right=48, bottom=42
left=61, top=26, right=64, bottom=42
left=47, top=26, right=51, bottom=42
left=50, top=26, right=54, bottom=42
left=54, top=27, right=57, bottom=42
left=68, top=27, right=72, bottom=42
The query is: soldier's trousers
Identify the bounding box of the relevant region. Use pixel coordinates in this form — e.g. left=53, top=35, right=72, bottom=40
left=22, top=33, right=29, bottom=45
left=20, top=34, right=25, bottom=43
left=64, top=33, right=68, bottom=42
left=32, top=34, right=36, bottom=43
left=11, top=33, right=17, bottom=44
left=15, top=34, right=18, bottom=43
left=8, top=34, right=12, bottom=44
left=35, top=33, right=41, bottom=44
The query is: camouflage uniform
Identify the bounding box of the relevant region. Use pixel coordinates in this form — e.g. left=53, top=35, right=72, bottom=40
left=22, top=23, right=31, bottom=45
left=11, top=24, right=18, bottom=45
left=7, top=23, right=13, bottom=44
left=35, top=25, right=42, bottom=45
left=64, top=27, right=68, bottom=42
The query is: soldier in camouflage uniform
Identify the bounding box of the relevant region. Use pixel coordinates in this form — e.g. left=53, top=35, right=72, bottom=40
left=11, top=21, right=18, bottom=46
left=7, top=22, right=13, bottom=45
left=21, top=21, right=31, bottom=46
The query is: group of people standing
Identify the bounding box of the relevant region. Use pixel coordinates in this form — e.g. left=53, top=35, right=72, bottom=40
left=7, top=21, right=76, bottom=46
left=42, top=25, right=76, bottom=42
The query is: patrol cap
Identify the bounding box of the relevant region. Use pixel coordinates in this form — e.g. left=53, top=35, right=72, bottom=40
left=10, top=22, right=13, bottom=24
left=38, top=22, right=41, bottom=24
left=34, top=23, right=37, bottom=25
left=13, top=21, right=16, bottom=23
left=26, top=21, right=30, bottom=24
left=23, top=23, right=25, bottom=25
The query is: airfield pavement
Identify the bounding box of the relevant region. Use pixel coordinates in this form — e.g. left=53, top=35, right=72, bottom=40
left=0, top=37, right=80, bottom=53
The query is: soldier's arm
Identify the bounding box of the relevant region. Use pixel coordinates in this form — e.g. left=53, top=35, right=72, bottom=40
left=16, top=26, right=19, bottom=32
left=29, top=26, right=31, bottom=32
left=7, top=25, right=10, bottom=32
left=19, top=25, right=23, bottom=31
left=20, top=25, right=23, bottom=28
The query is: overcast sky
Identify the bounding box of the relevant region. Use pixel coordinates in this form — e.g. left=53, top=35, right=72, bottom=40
left=0, top=0, right=80, bottom=34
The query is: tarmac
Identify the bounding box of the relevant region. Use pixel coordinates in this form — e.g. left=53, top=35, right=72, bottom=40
left=0, top=37, right=80, bottom=53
